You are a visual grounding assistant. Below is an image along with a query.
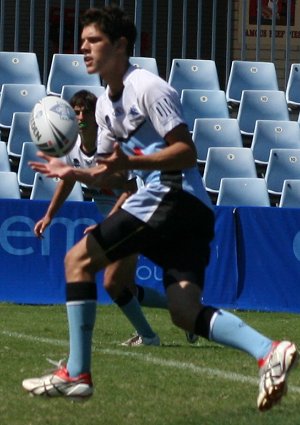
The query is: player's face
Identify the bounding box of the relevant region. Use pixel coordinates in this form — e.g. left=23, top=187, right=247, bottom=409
left=81, top=24, right=118, bottom=76
left=74, top=106, right=95, bottom=131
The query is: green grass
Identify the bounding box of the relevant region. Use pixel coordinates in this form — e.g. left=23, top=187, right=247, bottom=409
left=0, top=303, right=300, bottom=425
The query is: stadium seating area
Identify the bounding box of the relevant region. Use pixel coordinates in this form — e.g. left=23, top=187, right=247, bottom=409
left=1, top=53, right=300, bottom=208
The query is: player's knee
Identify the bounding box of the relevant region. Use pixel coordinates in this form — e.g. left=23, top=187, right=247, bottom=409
left=64, top=245, right=90, bottom=276
left=166, top=281, right=202, bottom=330
left=103, top=274, right=127, bottom=299
left=168, top=302, right=191, bottom=330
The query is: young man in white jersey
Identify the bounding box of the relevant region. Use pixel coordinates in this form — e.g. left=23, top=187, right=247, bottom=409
left=23, top=6, right=298, bottom=411
left=33, top=89, right=172, bottom=347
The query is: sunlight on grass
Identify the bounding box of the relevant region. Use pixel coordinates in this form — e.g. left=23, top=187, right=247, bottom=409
left=0, top=304, right=300, bottom=425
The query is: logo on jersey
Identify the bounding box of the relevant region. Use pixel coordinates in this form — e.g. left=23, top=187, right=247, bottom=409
left=150, top=95, right=179, bottom=125
left=72, top=159, right=80, bottom=168
left=112, top=106, right=124, bottom=117
left=133, top=147, right=144, bottom=156
left=129, top=105, right=139, bottom=116
left=105, top=115, right=113, bottom=131
left=104, top=115, right=119, bottom=141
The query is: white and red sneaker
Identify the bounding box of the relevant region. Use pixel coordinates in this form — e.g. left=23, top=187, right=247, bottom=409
left=257, top=340, right=299, bottom=411
left=22, top=365, right=93, bottom=400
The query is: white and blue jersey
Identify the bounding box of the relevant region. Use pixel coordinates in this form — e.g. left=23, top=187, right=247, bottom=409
left=63, top=135, right=118, bottom=217
left=95, top=65, right=213, bottom=224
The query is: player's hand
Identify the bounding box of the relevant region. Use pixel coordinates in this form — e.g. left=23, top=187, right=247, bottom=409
left=34, top=216, right=51, bottom=238
left=83, top=224, right=97, bottom=235
left=29, top=151, right=75, bottom=181
left=97, top=143, right=129, bottom=173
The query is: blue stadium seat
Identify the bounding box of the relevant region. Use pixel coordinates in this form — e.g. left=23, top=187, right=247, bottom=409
left=203, top=147, right=257, bottom=193
left=7, top=112, right=32, bottom=162
left=192, top=118, right=243, bottom=163
left=181, top=89, right=229, bottom=132
left=0, top=141, right=11, bottom=171
left=47, top=54, right=101, bottom=96
left=30, top=172, right=84, bottom=201
left=279, top=179, right=300, bottom=207
left=251, top=120, right=300, bottom=165
left=286, top=64, right=300, bottom=107
left=0, top=83, right=47, bottom=129
left=226, top=60, right=279, bottom=104
left=237, top=90, right=289, bottom=136
left=61, top=85, right=105, bottom=102
left=265, top=148, right=300, bottom=195
left=0, top=52, right=41, bottom=93
left=168, top=59, right=220, bottom=96
left=129, top=56, right=159, bottom=75
left=216, top=177, right=270, bottom=207
left=0, top=171, right=20, bottom=199
left=17, top=142, right=46, bottom=190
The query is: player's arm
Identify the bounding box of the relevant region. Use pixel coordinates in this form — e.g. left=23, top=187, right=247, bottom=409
left=99, top=123, right=197, bottom=172
left=29, top=124, right=195, bottom=183
left=74, top=127, right=196, bottom=184
left=29, top=153, right=129, bottom=188
left=43, top=179, right=75, bottom=218
left=34, top=179, right=76, bottom=238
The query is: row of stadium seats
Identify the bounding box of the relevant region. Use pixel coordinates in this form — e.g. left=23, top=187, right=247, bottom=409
left=0, top=52, right=157, bottom=130
left=202, top=146, right=300, bottom=198
left=2, top=52, right=300, bottom=105
left=1, top=135, right=300, bottom=207
left=216, top=177, right=300, bottom=208
left=0, top=139, right=84, bottom=200
left=0, top=52, right=102, bottom=96
left=0, top=52, right=158, bottom=96
left=0, top=170, right=83, bottom=201
left=0, top=166, right=299, bottom=208
left=5, top=110, right=300, bottom=172
left=167, top=58, right=300, bottom=108
left=0, top=84, right=105, bottom=131
left=180, top=88, right=295, bottom=136
left=1, top=52, right=300, bottom=207
left=0, top=82, right=298, bottom=138
left=193, top=118, right=300, bottom=164
left=1, top=52, right=300, bottom=136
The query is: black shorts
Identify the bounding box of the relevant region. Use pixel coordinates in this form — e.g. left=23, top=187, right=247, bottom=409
left=91, top=189, right=215, bottom=289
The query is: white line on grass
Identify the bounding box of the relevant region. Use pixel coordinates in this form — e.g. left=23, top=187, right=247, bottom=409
left=3, top=330, right=300, bottom=394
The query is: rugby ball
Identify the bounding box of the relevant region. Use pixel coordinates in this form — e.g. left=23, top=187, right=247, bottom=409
left=29, top=96, right=79, bottom=157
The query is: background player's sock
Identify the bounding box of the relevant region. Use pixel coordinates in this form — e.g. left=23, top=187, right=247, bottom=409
left=115, top=289, right=156, bottom=338
left=136, top=284, right=168, bottom=309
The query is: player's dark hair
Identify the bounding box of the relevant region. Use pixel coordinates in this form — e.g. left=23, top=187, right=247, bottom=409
left=69, top=90, right=97, bottom=112
left=81, top=5, right=137, bottom=56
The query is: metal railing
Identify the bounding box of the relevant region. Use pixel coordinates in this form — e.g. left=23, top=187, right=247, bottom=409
left=0, top=0, right=298, bottom=89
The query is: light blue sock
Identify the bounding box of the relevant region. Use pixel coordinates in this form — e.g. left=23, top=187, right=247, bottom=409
left=136, top=284, right=168, bottom=309
left=66, top=300, right=97, bottom=377
left=210, top=310, right=272, bottom=360
left=118, top=296, right=156, bottom=339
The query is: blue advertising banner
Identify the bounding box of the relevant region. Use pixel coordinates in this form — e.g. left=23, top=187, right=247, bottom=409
left=0, top=199, right=107, bottom=304
left=202, top=206, right=238, bottom=308
left=1, top=199, right=300, bottom=313
left=234, top=207, right=300, bottom=313
left=0, top=200, right=236, bottom=306
left=0, top=199, right=167, bottom=304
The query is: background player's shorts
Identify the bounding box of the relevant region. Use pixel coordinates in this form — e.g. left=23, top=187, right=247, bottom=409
left=91, top=189, right=215, bottom=289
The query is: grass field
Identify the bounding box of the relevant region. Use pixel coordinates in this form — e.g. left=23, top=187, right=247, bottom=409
left=0, top=303, right=300, bottom=425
